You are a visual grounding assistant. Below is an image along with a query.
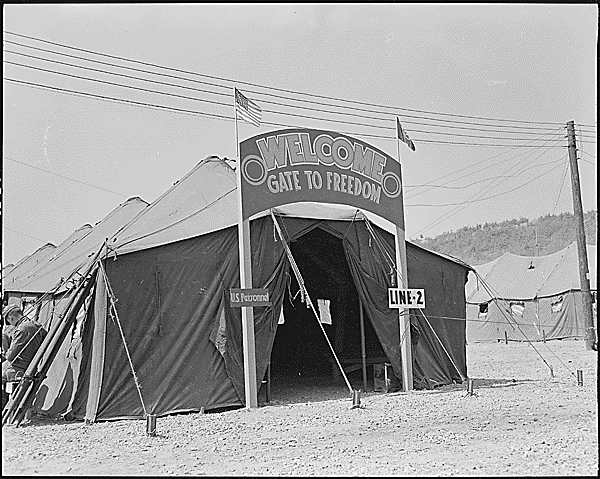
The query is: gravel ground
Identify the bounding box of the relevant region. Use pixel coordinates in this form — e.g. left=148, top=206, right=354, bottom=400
left=2, top=340, right=598, bottom=476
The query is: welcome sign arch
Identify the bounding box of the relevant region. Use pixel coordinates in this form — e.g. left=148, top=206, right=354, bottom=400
left=239, top=128, right=404, bottom=228
left=235, top=127, right=413, bottom=408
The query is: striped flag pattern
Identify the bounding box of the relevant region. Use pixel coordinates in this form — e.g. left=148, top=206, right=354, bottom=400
left=396, top=118, right=416, bottom=151
left=235, top=88, right=262, bottom=127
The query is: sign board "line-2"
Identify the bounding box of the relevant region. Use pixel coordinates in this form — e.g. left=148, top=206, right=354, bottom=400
left=388, top=288, right=426, bottom=309
left=230, top=288, right=271, bottom=307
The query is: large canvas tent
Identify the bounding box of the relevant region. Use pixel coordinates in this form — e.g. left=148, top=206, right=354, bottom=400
left=466, top=242, right=597, bottom=342
left=11, top=157, right=472, bottom=423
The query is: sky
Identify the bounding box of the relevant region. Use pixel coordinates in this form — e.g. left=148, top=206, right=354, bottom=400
left=2, top=4, right=598, bottom=267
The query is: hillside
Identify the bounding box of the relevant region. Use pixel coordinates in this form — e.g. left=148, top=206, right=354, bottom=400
left=413, top=210, right=597, bottom=266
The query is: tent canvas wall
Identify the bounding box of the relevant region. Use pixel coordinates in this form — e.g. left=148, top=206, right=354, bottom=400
left=23, top=157, right=471, bottom=422
left=466, top=243, right=597, bottom=342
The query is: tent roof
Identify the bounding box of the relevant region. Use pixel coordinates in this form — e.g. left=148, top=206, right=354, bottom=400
left=2, top=264, right=15, bottom=275
left=7, top=197, right=149, bottom=294
left=2, top=242, right=57, bottom=289
left=464, top=256, right=501, bottom=300
left=109, top=156, right=472, bottom=271
left=467, top=242, right=597, bottom=303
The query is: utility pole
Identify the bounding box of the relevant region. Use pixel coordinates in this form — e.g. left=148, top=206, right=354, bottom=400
left=566, top=120, right=596, bottom=350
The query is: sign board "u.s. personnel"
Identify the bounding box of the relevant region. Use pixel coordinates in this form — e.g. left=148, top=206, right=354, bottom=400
left=230, top=288, right=271, bottom=307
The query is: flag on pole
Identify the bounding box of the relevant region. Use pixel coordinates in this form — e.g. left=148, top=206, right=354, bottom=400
left=235, top=88, right=262, bottom=127
left=396, top=118, right=416, bottom=151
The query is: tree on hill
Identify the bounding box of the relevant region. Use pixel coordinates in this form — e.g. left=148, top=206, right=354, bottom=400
left=413, top=210, right=597, bottom=265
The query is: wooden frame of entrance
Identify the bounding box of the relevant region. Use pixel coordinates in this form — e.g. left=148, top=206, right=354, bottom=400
left=235, top=126, right=413, bottom=408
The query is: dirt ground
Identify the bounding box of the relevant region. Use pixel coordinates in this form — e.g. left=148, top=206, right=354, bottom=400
left=2, top=340, right=598, bottom=476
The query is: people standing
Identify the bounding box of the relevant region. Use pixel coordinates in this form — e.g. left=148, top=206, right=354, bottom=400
left=2, top=305, right=48, bottom=407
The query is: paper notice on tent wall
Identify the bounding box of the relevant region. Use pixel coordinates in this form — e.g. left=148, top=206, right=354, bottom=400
left=318, top=299, right=332, bottom=325
left=278, top=307, right=285, bottom=325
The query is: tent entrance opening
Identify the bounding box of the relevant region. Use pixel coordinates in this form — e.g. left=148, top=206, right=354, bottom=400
left=267, top=226, right=386, bottom=396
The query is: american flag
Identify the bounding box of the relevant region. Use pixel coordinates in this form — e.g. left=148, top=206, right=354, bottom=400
left=235, top=88, right=262, bottom=127
left=396, top=118, right=416, bottom=151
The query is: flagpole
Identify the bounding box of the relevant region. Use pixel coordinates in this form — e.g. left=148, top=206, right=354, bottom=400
left=234, top=88, right=258, bottom=409
left=395, top=119, right=413, bottom=392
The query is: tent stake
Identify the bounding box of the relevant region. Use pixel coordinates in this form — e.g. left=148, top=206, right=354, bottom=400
left=351, top=389, right=361, bottom=408
left=576, top=369, right=583, bottom=386
left=146, top=414, right=157, bottom=437
left=504, top=331, right=508, bottom=345
left=467, top=378, right=475, bottom=396
left=266, top=362, right=271, bottom=403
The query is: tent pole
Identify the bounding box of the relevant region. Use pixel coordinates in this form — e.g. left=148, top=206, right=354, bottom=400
left=234, top=88, right=258, bottom=409
left=4, top=270, right=96, bottom=426
left=359, top=301, right=367, bottom=392
left=395, top=134, right=413, bottom=392
left=3, top=244, right=104, bottom=427
left=266, top=361, right=271, bottom=403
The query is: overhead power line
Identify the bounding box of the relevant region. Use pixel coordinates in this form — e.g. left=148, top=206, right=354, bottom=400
left=413, top=131, right=567, bottom=236
left=4, top=155, right=129, bottom=197
left=580, top=151, right=596, bottom=159
left=5, top=30, right=581, bottom=128
left=409, top=138, right=563, bottom=148
left=5, top=38, right=570, bottom=137
left=406, top=159, right=565, bottom=207
left=3, top=226, right=49, bottom=244
left=5, top=56, right=568, bottom=143
left=4, top=38, right=569, bottom=135
left=405, top=145, right=538, bottom=198
left=405, top=128, right=565, bottom=199
left=405, top=157, right=565, bottom=202
left=5, top=77, right=568, bottom=148
left=414, top=144, right=560, bottom=233
left=551, top=156, right=570, bottom=215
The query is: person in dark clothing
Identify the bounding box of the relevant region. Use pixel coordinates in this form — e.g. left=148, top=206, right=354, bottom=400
left=1, top=308, right=15, bottom=359
left=2, top=305, right=48, bottom=406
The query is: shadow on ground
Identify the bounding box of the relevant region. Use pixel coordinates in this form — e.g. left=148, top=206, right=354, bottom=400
left=260, top=376, right=354, bottom=407
left=414, top=377, right=537, bottom=395
left=470, top=378, right=538, bottom=388
left=2, top=415, right=79, bottom=429
left=259, top=377, right=540, bottom=404
left=257, top=375, right=540, bottom=405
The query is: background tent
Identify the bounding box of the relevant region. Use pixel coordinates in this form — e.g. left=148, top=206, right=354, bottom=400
left=1, top=264, right=15, bottom=279
left=3, top=227, right=90, bottom=311
left=466, top=242, right=597, bottom=342
left=2, top=242, right=58, bottom=302
left=5, top=197, right=149, bottom=418
left=26, top=156, right=471, bottom=422
left=4, top=198, right=148, bottom=326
